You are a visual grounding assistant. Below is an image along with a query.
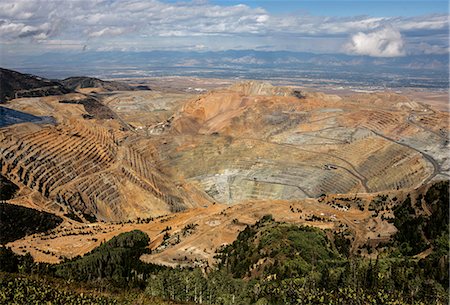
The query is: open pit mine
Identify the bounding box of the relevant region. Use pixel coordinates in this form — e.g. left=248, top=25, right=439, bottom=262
left=1, top=68, right=448, bottom=266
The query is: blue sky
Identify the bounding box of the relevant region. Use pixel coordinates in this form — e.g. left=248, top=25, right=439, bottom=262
left=0, top=0, right=448, bottom=59
left=209, top=0, right=448, bottom=16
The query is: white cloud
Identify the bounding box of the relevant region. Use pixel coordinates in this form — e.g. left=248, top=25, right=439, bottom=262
left=88, top=27, right=127, bottom=38
left=0, top=20, right=26, bottom=36
left=345, top=27, right=406, bottom=57
left=396, top=15, right=449, bottom=31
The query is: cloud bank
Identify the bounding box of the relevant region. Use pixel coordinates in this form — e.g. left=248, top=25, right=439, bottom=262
left=0, top=0, right=448, bottom=57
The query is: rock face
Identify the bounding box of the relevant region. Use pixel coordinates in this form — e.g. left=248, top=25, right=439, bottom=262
left=0, top=68, right=71, bottom=103
left=228, top=81, right=294, bottom=96
left=61, top=76, right=147, bottom=92
left=0, top=120, right=202, bottom=221
left=165, top=82, right=447, bottom=204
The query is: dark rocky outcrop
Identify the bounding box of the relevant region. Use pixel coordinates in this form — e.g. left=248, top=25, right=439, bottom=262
left=61, top=76, right=150, bottom=92
left=0, top=68, right=71, bottom=103
left=59, top=97, right=116, bottom=119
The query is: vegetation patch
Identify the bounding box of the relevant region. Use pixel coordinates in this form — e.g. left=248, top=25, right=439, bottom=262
left=0, top=273, right=117, bottom=305
left=55, top=230, right=163, bottom=286
left=217, top=214, right=338, bottom=279
left=0, top=174, right=19, bottom=200
left=391, top=180, right=449, bottom=256
left=0, top=203, right=63, bottom=244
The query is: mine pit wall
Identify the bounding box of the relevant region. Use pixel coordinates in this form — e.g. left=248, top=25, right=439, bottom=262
left=0, top=123, right=119, bottom=218
left=122, top=143, right=195, bottom=212
left=0, top=122, right=193, bottom=221
left=168, top=132, right=434, bottom=204
left=120, top=166, right=186, bottom=213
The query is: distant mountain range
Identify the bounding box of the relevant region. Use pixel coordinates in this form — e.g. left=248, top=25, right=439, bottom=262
left=13, top=50, right=449, bottom=70
left=3, top=50, right=448, bottom=89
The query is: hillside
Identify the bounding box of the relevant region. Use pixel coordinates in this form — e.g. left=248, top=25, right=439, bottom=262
left=1, top=181, right=448, bottom=304
left=3, top=202, right=447, bottom=304
left=0, top=68, right=71, bottom=103
left=217, top=215, right=338, bottom=279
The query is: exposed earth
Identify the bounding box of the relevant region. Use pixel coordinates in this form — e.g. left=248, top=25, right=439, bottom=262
left=1, top=68, right=448, bottom=267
